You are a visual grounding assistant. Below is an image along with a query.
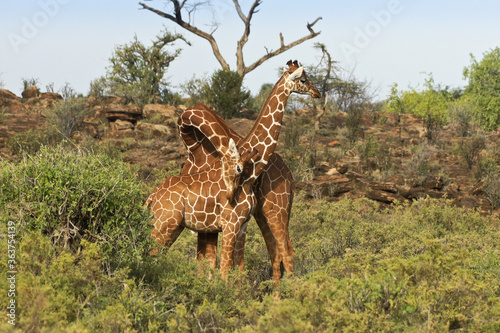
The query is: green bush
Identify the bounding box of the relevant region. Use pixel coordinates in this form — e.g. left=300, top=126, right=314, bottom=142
left=1, top=149, right=499, bottom=333
left=457, top=133, right=486, bottom=169
left=386, top=75, right=450, bottom=138
left=0, top=145, right=151, bottom=267
left=463, top=47, right=500, bottom=131
left=205, top=69, right=251, bottom=119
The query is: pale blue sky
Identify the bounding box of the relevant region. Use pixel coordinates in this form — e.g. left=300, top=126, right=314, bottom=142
left=1, top=0, right=499, bottom=100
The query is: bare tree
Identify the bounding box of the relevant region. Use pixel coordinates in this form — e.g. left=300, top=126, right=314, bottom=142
left=138, top=0, right=322, bottom=77
left=311, top=43, right=336, bottom=131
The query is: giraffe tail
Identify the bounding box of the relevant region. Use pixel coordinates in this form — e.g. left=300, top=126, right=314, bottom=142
left=143, top=192, right=155, bottom=209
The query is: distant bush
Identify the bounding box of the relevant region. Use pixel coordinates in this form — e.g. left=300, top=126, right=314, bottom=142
left=21, top=77, right=40, bottom=93
left=404, top=142, right=443, bottom=185
left=205, top=69, right=251, bottom=119
left=0, top=145, right=151, bottom=267
left=448, top=99, right=477, bottom=137
left=483, top=171, right=500, bottom=209
left=45, top=97, right=90, bottom=138
left=386, top=75, right=451, bottom=142
left=281, top=116, right=317, bottom=181
left=7, top=128, right=61, bottom=155
left=456, top=133, right=486, bottom=169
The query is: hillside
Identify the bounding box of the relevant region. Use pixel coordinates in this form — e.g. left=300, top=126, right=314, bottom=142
left=1, top=88, right=500, bottom=331
left=1, top=88, right=499, bottom=216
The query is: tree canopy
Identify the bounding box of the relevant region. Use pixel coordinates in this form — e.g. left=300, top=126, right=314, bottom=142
left=463, top=47, right=500, bottom=131
left=100, top=29, right=189, bottom=104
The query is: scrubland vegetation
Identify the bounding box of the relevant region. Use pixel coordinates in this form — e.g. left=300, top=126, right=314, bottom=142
left=0, top=146, right=499, bottom=332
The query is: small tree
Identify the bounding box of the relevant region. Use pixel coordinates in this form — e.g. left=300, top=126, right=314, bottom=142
left=463, top=47, right=500, bottom=131
left=308, top=43, right=338, bottom=131
left=102, top=29, right=189, bottom=104
left=205, top=69, right=250, bottom=119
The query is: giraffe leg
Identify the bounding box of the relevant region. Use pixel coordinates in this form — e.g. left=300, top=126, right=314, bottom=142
left=261, top=206, right=294, bottom=277
left=253, top=209, right=280, bottom=282
left=233, top=221, right=249, bottom=271
left=197, top=233, right=218, bottom=269
left=220, top=221, right=242, bottom=280
left=150, top=209, right=184, bottom=255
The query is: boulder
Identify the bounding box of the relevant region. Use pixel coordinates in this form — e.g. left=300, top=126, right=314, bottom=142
left=366, top=189, right=406, bottom=204
left=335, top=161, right=349, bottom=174
left=142, top=104, right=176, bottom=119
left=112, top=119, right=134, bottom=131
left=40, top=92, right=63, bottom=101
left=369, top=182, right=398, bottom=193
left=0, top=89, right=19, bottom=101
left=135, top=121, right=172, bottom=137
left=423, top=175, right=446, bottom=190
left=101, top=95, right=127, bottom=105
left=105, top=104, right=142, bottom=122
left=327, top=140, right=342, bottom=148
left=22, top=86, right=39, bottom=99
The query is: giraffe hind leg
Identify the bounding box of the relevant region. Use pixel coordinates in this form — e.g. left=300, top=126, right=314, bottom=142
left=150, top=209, right=185, bottom=255
left=253, top=209, right=280, bottom=282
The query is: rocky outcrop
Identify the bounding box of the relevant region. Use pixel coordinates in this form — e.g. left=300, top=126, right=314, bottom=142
left=0, top=89, right=21, bottom=108
left=105, top=104, right=142, bottom=123
left=22, top=86, right=39, bottom=99
left=296, top=174, right=352, bottom=199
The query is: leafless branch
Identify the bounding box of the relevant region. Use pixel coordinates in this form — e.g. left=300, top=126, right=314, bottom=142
left=243, top=17, right=322, bottom=76
left=139, top=1, right=321, bottom=77
left=235, top=0, right=262, bottom=75
left=139, top=1, right=230, bottom=70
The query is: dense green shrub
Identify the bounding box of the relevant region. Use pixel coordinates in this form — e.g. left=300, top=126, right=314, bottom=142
left=463, top=47, right=500, bottom=131
left=0, top=145, right=151, bottom=267
left=386, top=75, right=451, bottom=142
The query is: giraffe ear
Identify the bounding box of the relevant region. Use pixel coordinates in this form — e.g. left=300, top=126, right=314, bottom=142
left=228, top=138, right=239, bottom=158
left=287, top=66, right=304, bottom=81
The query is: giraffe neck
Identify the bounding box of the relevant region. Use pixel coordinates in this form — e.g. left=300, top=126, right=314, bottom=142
left=240, top=73, right=291, bottom=182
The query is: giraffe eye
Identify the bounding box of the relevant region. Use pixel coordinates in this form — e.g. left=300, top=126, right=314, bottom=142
left=236, top=165, right=242, bottom=173
left=300, top=79, right=306, bottom=83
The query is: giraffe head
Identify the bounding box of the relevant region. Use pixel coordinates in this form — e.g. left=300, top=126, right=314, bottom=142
left=220, top=138, right=258, bottom=202
left=284, top=60, right=321, bottom=98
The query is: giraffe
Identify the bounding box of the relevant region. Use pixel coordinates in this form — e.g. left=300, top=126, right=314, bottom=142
left=143, top=135, right=258, bottom=255
left=145, top=60, right=320, bottom=279
left=178, top=104, right=294, bottom=280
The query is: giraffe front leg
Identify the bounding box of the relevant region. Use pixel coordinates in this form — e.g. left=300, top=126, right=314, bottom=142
left=233, top=221, right=249, bottom=271
left=220, top=222, right=241, bottom=280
